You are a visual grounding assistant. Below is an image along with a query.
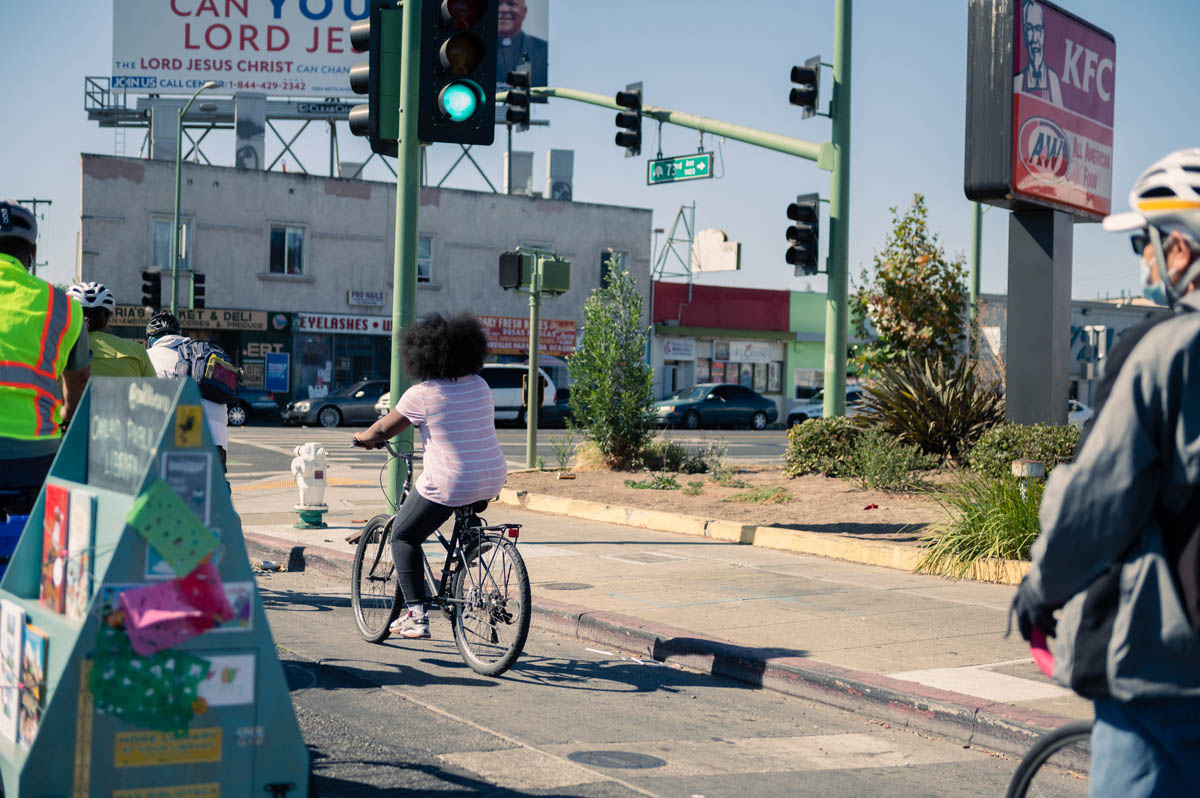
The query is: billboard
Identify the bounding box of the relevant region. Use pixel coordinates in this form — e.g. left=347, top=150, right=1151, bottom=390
left=113, top=1, right=548, bottom=100
left=964, top=0, right=1115, bottom=221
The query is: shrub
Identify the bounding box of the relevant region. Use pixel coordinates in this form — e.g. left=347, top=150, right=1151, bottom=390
left=918, top=471, right=1045, bottom=578
left=637, top=437, right=725, bottom=474
left=624, top=474, right=681, bottom=490
left=683, top=481, right=704, bottom=496
left=968, top=423, right=1080, bottom=480
left=856, top=355, right=1005, bottom=464
left=784, top=417, right=862, bottom=478
left=850, top=427, right=938, bottom=493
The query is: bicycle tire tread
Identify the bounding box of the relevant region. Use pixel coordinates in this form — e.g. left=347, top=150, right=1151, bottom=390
left=1005, top=720, right=1092, bottom=798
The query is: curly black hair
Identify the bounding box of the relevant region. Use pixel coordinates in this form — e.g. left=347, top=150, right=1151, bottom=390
left=402, top=312, right=489, bottom=382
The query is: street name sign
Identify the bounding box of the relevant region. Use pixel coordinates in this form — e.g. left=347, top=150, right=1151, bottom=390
left=647, top=153, right=714, bottom=186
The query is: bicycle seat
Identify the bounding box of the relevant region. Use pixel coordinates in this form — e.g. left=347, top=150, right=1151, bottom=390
left=457, top=500, right=489, bottom=516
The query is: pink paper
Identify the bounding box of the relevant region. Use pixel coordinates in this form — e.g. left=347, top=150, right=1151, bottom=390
left=1031, top=628, right=1055, bottom=678
left=119, top=583, right=214, bottom=657
left=178, top=563, right=235, bottom=624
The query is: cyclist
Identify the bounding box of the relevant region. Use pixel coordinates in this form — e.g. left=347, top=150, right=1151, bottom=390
left=0, top=201, right=90, bottom=510
left=1013, top=149, right=1200, bottom=795
left=65, top=282, right=155, bottom=378
left=353, top=312, right=507, bottom=639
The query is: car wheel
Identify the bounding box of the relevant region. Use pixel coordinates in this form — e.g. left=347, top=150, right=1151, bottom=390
left=788, top=414, right=806, bottom=428
left=227, top=403, right=248, bottom=427
left=317, top=406, right=342, bottom=428
left=683, top=411, right=700, bottom=430
left=750, top=411, right=768, bottom=431
left=515, top=407, right=526, bottom=428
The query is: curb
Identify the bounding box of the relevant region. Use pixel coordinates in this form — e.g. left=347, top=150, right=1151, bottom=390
left=497, top=488, right=1033, bottom=586
left=243, top=530, right=1080, bottom=763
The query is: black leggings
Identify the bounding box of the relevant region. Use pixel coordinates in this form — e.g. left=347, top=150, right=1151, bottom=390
left=390, top=491, right=454, bottom=607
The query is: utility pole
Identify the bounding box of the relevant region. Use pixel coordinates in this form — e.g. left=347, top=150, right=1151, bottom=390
left=385, top=0, right=422, bottom=512
left=16, top=198, right=52, bottom=276
left=822, top=0, right=852, bottom=419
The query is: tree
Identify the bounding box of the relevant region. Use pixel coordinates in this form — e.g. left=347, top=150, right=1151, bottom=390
left=568, top=255, right=654, bottom=469
left=850, top=194, right=968, bottom=374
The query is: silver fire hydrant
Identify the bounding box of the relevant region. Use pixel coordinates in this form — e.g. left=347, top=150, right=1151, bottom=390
left=291, top=442, right=329, bottom=529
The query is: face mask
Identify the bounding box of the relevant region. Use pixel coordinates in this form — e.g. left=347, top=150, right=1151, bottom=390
left=1141, top=262, right=1169, bottom=305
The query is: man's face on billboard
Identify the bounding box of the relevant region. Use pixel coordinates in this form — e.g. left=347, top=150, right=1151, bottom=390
left=498, top=0, right=527, bottom=38
left=1024, top=4, right=1045, bottom=68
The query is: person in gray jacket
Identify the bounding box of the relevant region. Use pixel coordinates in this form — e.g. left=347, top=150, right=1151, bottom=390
left=1013, top=148, right=1200, bottom=795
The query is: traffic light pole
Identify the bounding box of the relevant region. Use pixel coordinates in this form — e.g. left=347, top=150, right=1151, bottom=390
left=385, top=0, right=423, bottom=512
left=823, top=0, right=852, bottom=419
left=525, top=262, right=542, bottom=469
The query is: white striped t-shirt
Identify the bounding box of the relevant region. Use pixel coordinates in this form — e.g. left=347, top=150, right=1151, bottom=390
left=395, top=375, right=507, bottom=507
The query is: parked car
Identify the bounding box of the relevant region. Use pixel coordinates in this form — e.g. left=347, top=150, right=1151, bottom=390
left=226, top=386, right=281, bottom=427
left=1068, top=399, right=1093, bottom=428
left=652, top=383, right=778, bottom=430
left=281, top=379, right=390, bottom=427
left=480, top=364, right=556, bottom=426
left=787, top=385, right=866, bottom=427
left=538, top=387, right=575, bottom=428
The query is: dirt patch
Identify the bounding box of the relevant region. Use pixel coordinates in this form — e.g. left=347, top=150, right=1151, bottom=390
left=504, top=465, right=952, bottom=548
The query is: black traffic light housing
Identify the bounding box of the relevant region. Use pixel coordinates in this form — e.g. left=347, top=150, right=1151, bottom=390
left=786, top=193, right=821, bottom=276
left=521, top=372, right=546, bottom=408
left=417, top=0, right=498, bottom=145
left=191, top=273, right=206, bottom=310
left=140, top=269, right=161, bottom=309
left=789, top=55, right=821, bottom=118
left=504, top=67, right=530, bottom=127
left=614, top=81, right=642, bottom=157
left=348, top=0, right=402, bottom=157
left=499, top=250, right=531, bottom=290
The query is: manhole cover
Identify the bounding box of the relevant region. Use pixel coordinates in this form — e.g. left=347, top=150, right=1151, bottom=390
left=567, top=751, right=667, bottom=770
left=542, top=582, right=592, bottom=591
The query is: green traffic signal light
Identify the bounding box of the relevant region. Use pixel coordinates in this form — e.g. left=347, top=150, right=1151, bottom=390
left=439, top=81, right=480, bottom=122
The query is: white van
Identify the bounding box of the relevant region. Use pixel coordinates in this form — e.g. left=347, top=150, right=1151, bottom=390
left=480, top=364, right=557, bottom=425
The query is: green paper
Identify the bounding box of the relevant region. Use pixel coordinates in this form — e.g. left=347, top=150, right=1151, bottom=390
left=125, top=479, right=217, bottom=576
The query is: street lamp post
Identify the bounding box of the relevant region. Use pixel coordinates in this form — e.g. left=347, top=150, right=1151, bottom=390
left=170, top=81, right=219, bottom=315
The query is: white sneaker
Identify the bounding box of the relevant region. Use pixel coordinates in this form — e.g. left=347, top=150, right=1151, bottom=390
left=390, top=607, right=430, bottom=639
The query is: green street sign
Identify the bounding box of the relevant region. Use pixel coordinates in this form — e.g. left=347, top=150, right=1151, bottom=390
left=647, top=152, right=714, bottom=185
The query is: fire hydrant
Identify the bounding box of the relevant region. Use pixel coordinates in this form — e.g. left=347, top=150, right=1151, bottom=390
left=291, top=442, right=329, bottom=529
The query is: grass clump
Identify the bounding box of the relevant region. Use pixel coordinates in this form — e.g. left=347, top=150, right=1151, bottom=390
left=548, top=428, right=578, bottom=470
left=917, top=472, right=1044, bottom=579
left=682, top=481, right=705, bottom=496
left=850, top=426, right=938, bottom=493
left=721, top=486, right=792, bottom=504
left=637, top=438, right=726, bottom=474
left=624, top=473, right=681, bottom=491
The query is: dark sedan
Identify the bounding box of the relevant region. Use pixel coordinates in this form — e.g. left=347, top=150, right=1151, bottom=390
left=226, top=386, right=282, bottom=427
left=652, top=383, right=779, bottom=430
left=281, top=379, right=390, bottom=427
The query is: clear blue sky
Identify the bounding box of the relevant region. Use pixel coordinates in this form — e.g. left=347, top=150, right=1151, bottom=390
left=4, top=1, right=1198, bottom=302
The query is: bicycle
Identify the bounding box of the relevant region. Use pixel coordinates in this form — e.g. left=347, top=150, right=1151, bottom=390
left=1005, top=629, right=1092, bottom=797
left=348, top=439, right=532, bottom=677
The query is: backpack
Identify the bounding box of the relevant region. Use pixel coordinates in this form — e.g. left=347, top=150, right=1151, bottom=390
left=169, top=340, right=240, bottom=405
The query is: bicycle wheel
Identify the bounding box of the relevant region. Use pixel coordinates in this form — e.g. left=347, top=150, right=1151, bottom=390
left=1005, top=720, right=1092, bottom=798
left=351, top=514, right=401, bottom=643
left=451, top=534, right=531, bottom=677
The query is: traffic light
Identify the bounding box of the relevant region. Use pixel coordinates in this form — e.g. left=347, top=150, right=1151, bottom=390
left=499, top=250, right=532, bottom=289
left=140, top=269, right=161, bottom=309
left=786, top=193, right=821, bottom=276
left=504, top=67, right=530, bottom=127
left=348, top=0, right=402, bottom=157
left=521, top=372, right=546, bottom=408
left=417, top=0, right=498, bottom=145
left=191, top=273, right=206, bottom=310
left=788, top=55, right=821, bottom=118
left=614, top=81, right=642, bottom=157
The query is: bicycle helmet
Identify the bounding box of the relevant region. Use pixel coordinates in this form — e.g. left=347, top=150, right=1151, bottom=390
left=66, top=281, right=117, bottom=313
left=0, top=201, right=36, bottom=245
left=146, top=311, right=182, bottom=338
left=1103, top=148, right=1200, bottom=304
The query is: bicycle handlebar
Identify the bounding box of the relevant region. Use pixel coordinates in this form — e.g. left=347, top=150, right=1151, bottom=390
left=351, top=437, right=415, bottom=459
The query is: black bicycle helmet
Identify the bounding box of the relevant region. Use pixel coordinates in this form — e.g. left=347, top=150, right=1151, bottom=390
left=0, top=201, right=36, bottom=244
left=146, top=311, right=182, bottom=338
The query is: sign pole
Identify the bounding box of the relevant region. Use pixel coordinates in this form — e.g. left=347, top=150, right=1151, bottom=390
left=386, top=0, right=422, bottom=512
left=525, top=260, right=542, bottom=469
left=823, top=0, right=852, bottom=418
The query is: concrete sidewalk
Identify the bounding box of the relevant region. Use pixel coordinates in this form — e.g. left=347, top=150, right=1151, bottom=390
left=232, top=472, right=1091, bottom=760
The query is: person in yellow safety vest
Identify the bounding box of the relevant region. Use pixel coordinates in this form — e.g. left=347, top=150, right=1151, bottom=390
left=66, top=282, right=155, bottom=378
left=0, top=201, right=91, bottom=514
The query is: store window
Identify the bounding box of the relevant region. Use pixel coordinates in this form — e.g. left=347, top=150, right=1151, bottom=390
left=600, top=249, right=628, bottom=287
left=152, top=218, right=190, bottom=270
left=270, top=225, right=305, bottom=275
left=417, top=235, right=433, bottom=283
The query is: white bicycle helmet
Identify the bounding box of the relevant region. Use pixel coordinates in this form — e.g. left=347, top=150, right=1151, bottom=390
left=1103, top=148, right=1200, bottom=304
left=67, top=281, right=117, bottom=313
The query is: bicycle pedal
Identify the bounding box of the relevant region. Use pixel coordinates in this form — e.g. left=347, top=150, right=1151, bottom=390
left=345, top=530, right=362, bottom=545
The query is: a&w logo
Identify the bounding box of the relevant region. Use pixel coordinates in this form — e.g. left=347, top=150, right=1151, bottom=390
left=1018, top=116, right=1070, bottom=183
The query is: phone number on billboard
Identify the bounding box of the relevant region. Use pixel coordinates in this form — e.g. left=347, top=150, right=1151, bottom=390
left=227, top=80, right=307, bottom=92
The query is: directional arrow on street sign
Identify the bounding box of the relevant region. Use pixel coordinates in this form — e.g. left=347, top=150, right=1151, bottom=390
left=646, top=152, right=715, bottom=186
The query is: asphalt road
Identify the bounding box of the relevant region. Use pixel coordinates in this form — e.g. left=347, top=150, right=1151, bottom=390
left=226, top=426, right=789, bottom=482
left=262, top=570, right=1080, bottom=797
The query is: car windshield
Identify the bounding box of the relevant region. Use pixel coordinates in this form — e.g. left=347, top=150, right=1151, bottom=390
left=333, top=381, right=369, bottom=398
left=808, top=391, right=824, bottom=403
left=670, top=386, right=709, bottom=401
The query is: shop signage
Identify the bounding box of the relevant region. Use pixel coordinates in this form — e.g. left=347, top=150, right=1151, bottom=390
left=111, top=306, right=271, bottom=331
left=478, top=315, right=577, bottom=357
left=347, top=290, right=387, bottom=307
left=265, top=353, right=290, bottom=393
left=722, top=340, right=772, bottom=364
left=661, top=337, right=695, bottom=360
left=297, top=312, right=391, bottom=336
